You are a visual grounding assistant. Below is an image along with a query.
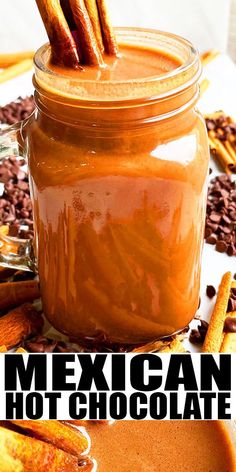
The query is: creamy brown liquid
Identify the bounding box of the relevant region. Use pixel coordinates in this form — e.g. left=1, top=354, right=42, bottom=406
left=86, top=421, right=236, bottom=471
left=30, top=43, right=209, bottom=343
left=50, top=44, right=182, bottom=81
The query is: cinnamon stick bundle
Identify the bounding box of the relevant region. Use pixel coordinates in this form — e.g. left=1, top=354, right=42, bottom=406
left=0, top=426, right=90, bottom=472
left=35, top=0, right=118, bottom=68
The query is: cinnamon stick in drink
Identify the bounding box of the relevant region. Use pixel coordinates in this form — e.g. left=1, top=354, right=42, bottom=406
left=84, top=0, right=104, bottom=52
left=10, top=420, right=88, bottom=457
left=96, top=0, right=119, bottom=55
left=69, top=0, right=104, bottom=65
left=0, top=426, right=89, bottom=472
left=35, top=0, right=118, bottom=67
left=35, top=0, right=80, bottom=68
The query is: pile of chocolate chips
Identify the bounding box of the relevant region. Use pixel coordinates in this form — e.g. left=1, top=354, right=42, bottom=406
left=205, top=114, right=236, bottom=142
left=205, top=175, right=236, bottom=255
left=0, top=96, right=35, bottom=125
left=0, top=157, right=33, bottom=239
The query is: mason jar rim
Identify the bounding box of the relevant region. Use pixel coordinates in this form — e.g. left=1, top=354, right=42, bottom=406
left=34, top=27, right=201, bottom=105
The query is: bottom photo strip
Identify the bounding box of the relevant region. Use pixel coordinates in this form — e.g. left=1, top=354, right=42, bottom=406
left=0, top=419, right=235, bottom=471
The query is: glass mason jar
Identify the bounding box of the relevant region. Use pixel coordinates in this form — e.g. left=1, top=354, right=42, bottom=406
left=0, top=28, right=209, bottom=346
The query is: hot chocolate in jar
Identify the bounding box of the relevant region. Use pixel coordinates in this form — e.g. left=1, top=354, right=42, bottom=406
left=27, top=26, right=209, bottom=346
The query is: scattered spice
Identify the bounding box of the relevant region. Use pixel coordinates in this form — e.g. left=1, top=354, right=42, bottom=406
left=205, top=175, right=236, bottom=255
left=0, top=96, right=35, bottom=126
left=206, top=285, right=216, bottom=299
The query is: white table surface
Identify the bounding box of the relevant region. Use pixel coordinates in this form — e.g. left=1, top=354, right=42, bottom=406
left=0, top=54, right=236, bottom=350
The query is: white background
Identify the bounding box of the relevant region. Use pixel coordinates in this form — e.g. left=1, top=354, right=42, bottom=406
left=0, top=0, right=231, bottom=54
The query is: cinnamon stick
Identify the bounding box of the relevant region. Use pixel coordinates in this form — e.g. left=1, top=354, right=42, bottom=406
left=0, top=52, right=34, bottom=68
left=0, top=304, right=43, bottom=349
left=96, top=0, right=119, bottom=55
left=208, top=136, right=234, bottom=174
left=199, top=78, right=210, bottom=97
left=69, top=0, right=104, bottom=65
left=0, top=280, right=40, bottom=311
left=0, top=60, right=33, bottom=84
left=35, top=0, right=80, bottom=68
left=84, top=0, right=104, bottom=52
left=200, top=50, right=220, bottom=66
left=0, top=439, right=23, bottom=472
left=202, top=272, right=232, bottom=352
left=10, top=420, right=88, bottom=457
left=0, top=426, right=88, bottom=472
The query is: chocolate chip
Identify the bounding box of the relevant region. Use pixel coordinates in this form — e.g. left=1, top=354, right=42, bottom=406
left=224, top=316, right=236, bottom=333
left=209, top=213, right=221, bottom=223
left=227, top=245, right=235, bottom=256
left=206, top=235, right=217, bottom=245
left=205, top=176, right=236, bottom=257
left=206, top=285, right=216, bottom=299
left=189, top=319, right=209, bottom=345
left=0, top=96, right=35, bottom=126
left=227, top=297, right=236, bottom=312
left=189, top=329, right=202, bottom=344
left=199, top=319, right=209, bottom=332
left=216, top=240, right=227, bottom=253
